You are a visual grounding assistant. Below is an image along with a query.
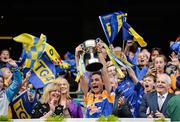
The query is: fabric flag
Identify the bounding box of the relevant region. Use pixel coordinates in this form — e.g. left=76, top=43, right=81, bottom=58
left=64, top=51, right=75, bottom=60
left=9, top=90, right=37, bottom=119
left=45, top=43, right=70, bottom=69
left=16, top=48, right=27, bottom=67
left=99, top=11, right=127, bottom=44
left=103, top=42, right=125, bottom=79
left=122, top=16, right=133, bottom=41
left=122, top=21, right=147, bottom=47
left=28, top=52, right=56, bottom=89
left=13, top=33, right=46, bottom=69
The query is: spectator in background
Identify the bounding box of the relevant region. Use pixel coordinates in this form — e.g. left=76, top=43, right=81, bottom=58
left=150, top=47, right=162, bottom=67
left=154, top=55, right=167, bottom=75
left=107, top=61, right=119, bottom=91
left=31, top=82, right=63, bottom=119
left=141, top=48, right=150, bottom=63
left=55, top=76, right=83, bottom=118
left=139, top=73, right=174, bottom=118
left=166, top=76, right=180, bottom=121
left=142, top=74, right=156, bottom=94
left=0, top=59, right=22, bottom=117
left=0, top=49, right=11, bottom=69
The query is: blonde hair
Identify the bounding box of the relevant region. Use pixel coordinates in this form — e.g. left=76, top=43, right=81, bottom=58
left=55, top=76, right=71, bottom=99
left=41, top=82, right=61, bottom=104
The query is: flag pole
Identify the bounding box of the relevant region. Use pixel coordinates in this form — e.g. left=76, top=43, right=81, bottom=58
left=0, top=36, right=13, bottom=40
left=99, top=16, right=111, bottom=46
left=122, top=16, right=127, bottom=52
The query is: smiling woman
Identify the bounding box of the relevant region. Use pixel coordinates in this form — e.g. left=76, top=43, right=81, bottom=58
left=55, top=76, right=83, bottom=118
left=31, top=82, right=63, bottom=119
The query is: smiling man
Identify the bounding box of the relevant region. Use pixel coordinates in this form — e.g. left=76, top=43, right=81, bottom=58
left=139, top=73, right=174, bottom=118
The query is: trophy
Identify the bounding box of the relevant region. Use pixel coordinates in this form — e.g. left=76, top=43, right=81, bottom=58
left=81, top=39, right=103, bottom=72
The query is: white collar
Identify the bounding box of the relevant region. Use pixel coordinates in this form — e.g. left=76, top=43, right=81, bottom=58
left=157, top=92, right=168, bottom=98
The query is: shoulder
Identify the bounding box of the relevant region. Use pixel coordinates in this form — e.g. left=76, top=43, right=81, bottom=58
left=168, top=93, right=175, bottom=97
left=143, top=91, right=156, bottom=99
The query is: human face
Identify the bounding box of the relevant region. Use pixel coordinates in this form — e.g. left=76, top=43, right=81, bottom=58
left=129, top=51, right=134, bottom=60
left=138, top=53, right=148, bottom=66
left=154, top=57, right=165, bottom=73
left=0, top=50, right=10, bottom=62
left=2, top=68, right=12, bottom=79
left=59, top=79, right=68, bottom=94
left=151, top=50, right=159, bottom=62
left=109, top=76, right=118, bottom=90
left=143, top=76, right=155, bottom=93
left=91, top=74, right=104, bottom=94
left=49, top=90, right=61, bottom=104
left=0, top=77, right=3, bottom=91
left=107, top=65, right=116, bottom=77
left=156, top=75, right=170, bottom=95
left=114, top=47, right=121, bottom=58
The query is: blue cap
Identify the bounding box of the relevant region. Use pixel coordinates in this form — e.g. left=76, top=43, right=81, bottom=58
left=176, top=76, right=180, bottom=89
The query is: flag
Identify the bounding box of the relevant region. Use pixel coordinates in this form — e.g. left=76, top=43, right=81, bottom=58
left=16, top=48, right=26, bottom=67
left=45, top=43, right=62, bottom=64
left=13, top=33, right=46, bottom=69
left=9, top=90, right=37, bottom=119
left=28, top=52, right=56, bottom=89
left=45, top=43, right=70, bottom=69
left=122, top=16, right=133, bottom=41
left=122, top=21, right=147, bottom=47
left=99, top=11, right=127, bottom=44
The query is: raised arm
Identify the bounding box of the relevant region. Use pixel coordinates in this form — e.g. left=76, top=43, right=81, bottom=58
left=97, top=42, right=111, bottom=94
left=6, top=59, right=22, bottom=102
left=75, top=44, right=89, bottom=96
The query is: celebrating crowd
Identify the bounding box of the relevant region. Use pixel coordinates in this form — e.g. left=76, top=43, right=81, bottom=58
left=0, top=36, right=180, bottom=121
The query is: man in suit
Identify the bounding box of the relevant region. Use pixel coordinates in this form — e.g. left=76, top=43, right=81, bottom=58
left=139, top=73, right=174, bottom=118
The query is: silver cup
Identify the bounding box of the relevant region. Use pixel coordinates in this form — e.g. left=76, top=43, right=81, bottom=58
left=81, top=39, right=103, bottom=72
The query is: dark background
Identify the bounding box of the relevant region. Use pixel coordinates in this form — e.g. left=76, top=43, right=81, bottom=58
left=0, top=1, right=180, bottom=60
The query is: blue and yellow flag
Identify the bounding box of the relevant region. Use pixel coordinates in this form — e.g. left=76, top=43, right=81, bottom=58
left=28, top=52, right=56, bottom=89
left=13, top=33, right=46, bottom=69
left=99, top=11, right=127, bottom=44
left=122, top=16, right=133, bottom=41
left=45, top=43, right=70, bottom=69
left=122, top=21, right=147, bottom=47
left=9, top=90, right=37, bottom=119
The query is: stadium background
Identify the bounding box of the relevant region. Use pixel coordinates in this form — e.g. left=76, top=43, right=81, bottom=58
left=0, top=0, right=180, bottom=60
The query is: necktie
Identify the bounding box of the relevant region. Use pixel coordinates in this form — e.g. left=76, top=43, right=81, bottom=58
left=158, top=95, right=164, bottom=110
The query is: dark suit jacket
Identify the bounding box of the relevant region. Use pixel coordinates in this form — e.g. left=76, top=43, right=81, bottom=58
left=139, top=91, right=174, bottom=118
left=112, top=93, right=133, bottom=117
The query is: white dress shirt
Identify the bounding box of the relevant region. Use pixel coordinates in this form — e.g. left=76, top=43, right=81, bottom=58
left=157, top=92, right=168, bottom=110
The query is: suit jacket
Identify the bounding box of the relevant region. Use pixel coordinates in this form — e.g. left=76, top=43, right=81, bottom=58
left=139, top=91, right=174, bottom=118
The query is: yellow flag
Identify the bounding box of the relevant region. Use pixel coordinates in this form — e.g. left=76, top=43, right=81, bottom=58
left=13, top=33, right=46, bottom=68
left=45, top=43, right=69, bottom=69
left=129, top=26, right=147, bottom=47
left=45, top=43, right=62, bottom=64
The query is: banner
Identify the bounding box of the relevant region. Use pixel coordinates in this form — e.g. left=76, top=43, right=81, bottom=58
left=13, top=33, right=46, bottom=69
left=122, top=21, right=147, bottom=47
left=99, top=11, right=127, bottom=44
left=28, top=52, right=56, bottom=89
left=9, top=90, right=37, bottom=119
left=45, top=43, right=69, bottom=69
left=122, top=16, right=133, bottom=41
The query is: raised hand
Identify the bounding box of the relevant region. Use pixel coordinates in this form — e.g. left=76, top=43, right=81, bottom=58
left=7, top=59, right=18, bottom=68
